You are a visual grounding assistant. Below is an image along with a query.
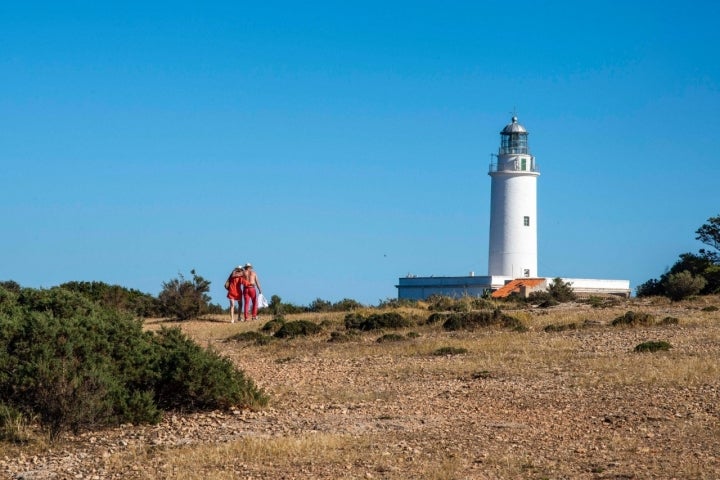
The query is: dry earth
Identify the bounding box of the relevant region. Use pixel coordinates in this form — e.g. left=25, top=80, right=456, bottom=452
left=2, top=297, right=720, bottom=479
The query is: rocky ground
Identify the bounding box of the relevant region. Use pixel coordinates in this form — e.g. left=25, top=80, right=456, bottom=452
left=2, top=299, right=719, bottom=479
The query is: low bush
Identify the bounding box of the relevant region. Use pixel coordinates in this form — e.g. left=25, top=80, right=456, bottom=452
left=344, top=312, right=412, bottom=331
left=543, top=322, right=578, bottom=332
left=634, top=341, right=672, bottom=353
left=426, top=295, right=457, bottom=312
left=261, top=316, right=286, bottom=334
left=701, top=305, right=719, bottom=312
left=377, top=298, right=418, bottom=309
left=441, top=310, right=526, bottom=332
left=433, top=346, right=468, bottom=356
left=0, top=285, right=267, bottom=441
left=426, top=312, right=446, bottom=325
left=611, top=311, right=656, bottom=327
left=274, top=320, right=322, bottom=339
left=661, top=316, right=679, bottom=325
left=376, top=333, right=405, bottom=343
left=157, top=270, right=213, bottom=321
left=228, top=331, right=273, bottom=345
left=59, top=281, right=160, bottom=317
left=327, top=331, right=354, bottom=343
left=152, top=327, right=267, bottom=411
left=580, top=296, right=621, bottom=309
left=665, top=271, right=707, bottom=301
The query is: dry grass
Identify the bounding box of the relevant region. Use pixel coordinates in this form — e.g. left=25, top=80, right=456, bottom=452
left=104, top=433, right=364, bottom=479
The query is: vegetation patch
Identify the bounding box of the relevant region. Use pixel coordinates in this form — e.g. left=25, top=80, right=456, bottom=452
left=634, top=341, right=672, bottom=353
left=660, top=316, right=679, bottom=325
left=327, top=331, right=358, bottom=343
left=274, top=320, right=322, bottom=338
left=261, top=316, right=286, bottom=333
left=376, top=333, right=405, bottom=343
left=426, top=312, right=447, bottom=325
left=441, top=310, right=526, bottom=332
left=701, top=305, right=719, bottom=312
left=228, top=331, right=273, bottom=345
left=611, top=311, right=656, bottom=327
left=433, top=346, right=468, bottom=356
left=0, top=403, right=32, bottom=443
left=0, top=285, right=267, bottom=441
left=344, top=312, right=412, bottom=331
left=543, top=322, right=578, bottom=332
left=426, top=295, right=494, bottom=312
left=581, top=295, right=621, bottom=309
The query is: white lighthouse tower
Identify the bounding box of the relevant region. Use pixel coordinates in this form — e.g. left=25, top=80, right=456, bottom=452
left=488, top=116, right=539, bottom=278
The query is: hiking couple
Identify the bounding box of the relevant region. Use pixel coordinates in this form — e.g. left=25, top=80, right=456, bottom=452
left=225, top=263, right=263, bottom=323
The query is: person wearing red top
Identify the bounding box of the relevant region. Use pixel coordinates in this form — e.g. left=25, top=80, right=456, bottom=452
left=241, top=263, right=262, bottom=320
left=226, top=266, right=244, bottom=323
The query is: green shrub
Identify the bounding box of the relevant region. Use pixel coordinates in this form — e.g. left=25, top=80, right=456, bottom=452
left=0, top=287, right=267, bottom=440
left=308, top=298, right=332, bottom=312
left=426, top=295, right=457, bottom=312
left=433, top=346, right=468, bottom=356
left=261, top=316, right=286, bottom=333
left=665, top=270, right=707, bottom=301
left=546, top=277, right=577, bottom=302
left=543, top=322, right=578, bottom=332
left=634, top=341, right=672, bottom=353
left=426, top=312, right=446, bottom=324
left=332, top=298, right=364, bottom=311
left=274, top=320, right=322, bottom=338
left=701, top=306, right=719, bottom=312
left=376, top=333, right=405, bottom=343
left=344, top=312, right=412, bottom=331
left=581, top=296, right=620, bottom=309
left=153, top=327, right=268, bottom=410
left=660, top=316, right=679, bottom=325
left=17, top=286, right=98, bottom=319
left=328, top=331, right=353, bottom=343
left=267, top=296, right=305, bottom=315
left=442, top=309, right=525, bottom=332
left=228, top=331, right=273, bottom=345
left=60, top=281, right=160, bottom=317
left=0, top=281, right=21, bottom=295
left=157, top=270, right=213, bottom=320
left=377, top=298, right=418, bottom=309
left=611, top=311, right=656, bottom=327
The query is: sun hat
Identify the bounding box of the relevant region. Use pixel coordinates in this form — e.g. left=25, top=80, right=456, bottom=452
left=244, top=263, right=253, bottom=269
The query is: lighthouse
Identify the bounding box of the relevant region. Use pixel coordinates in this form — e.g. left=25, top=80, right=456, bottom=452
left=396, top=115, right=631, bottom=300
left=488, top=116, right=539, bottom=278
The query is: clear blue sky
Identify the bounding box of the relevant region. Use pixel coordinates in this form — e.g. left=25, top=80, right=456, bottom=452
left=2, top=1, right=719, bottom=306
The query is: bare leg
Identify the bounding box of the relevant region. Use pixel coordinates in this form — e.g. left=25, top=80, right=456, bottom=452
left=229, top=300, right=235, bottom=323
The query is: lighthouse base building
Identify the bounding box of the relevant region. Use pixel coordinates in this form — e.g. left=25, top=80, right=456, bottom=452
left=396, top=275, right=630, bottom=300
left=396, top=116, right=630, bottom=300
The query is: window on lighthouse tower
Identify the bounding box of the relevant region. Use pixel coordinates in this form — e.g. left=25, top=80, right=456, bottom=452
left=524, top=216, right=530, bottom=227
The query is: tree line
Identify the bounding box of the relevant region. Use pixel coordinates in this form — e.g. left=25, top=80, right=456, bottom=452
left=636, top=214, right=720, bottom=300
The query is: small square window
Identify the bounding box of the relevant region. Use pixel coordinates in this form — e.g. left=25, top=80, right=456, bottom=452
left=523, top=216, right=530, bottom=226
